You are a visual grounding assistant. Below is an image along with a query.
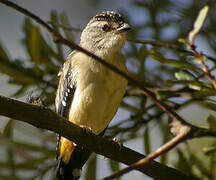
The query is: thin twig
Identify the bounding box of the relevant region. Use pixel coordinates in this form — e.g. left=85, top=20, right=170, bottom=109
left=187, top=42, right=216, bottom=89
left=128, top=39, right=216, bottom=62
left=103, top=124, right=191, bottom=180
left=200, top=58, right=216, bottom=89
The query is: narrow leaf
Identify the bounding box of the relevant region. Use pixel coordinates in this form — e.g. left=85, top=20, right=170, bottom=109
left=203, top=102, right=216, bottom=112
left=206, top=114, right=216, bottom=131
left=29, top=27, right=40, bottom=62
left=60, top=13, right=75, bottom=42
left=109, top=159, right=120, bottom=180
left=143, top=127, right=151, bottom=154
left=3, top=120, right=15, bottom=137
left=175, top=70, right=196, bottom=81
left=188, top=5, right=209, bottom=44
left=50, top=11, right=64, bottom=60
left=151, top=52, right=199, bottom=71
left=84, top=153, right=97, bottom=180
left=0, top=43, right=11, bottom=62
left=203, top=146, right=216, bottom=156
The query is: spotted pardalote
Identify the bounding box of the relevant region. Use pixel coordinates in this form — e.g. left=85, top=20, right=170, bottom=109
left=55, top=11, right=130, bottom=180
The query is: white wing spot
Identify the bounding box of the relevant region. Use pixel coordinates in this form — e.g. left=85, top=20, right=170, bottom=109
left=62, top=100, right=66, bottom=106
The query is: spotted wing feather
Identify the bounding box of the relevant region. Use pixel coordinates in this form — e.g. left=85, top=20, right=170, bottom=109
left=55, top=58, right=76, bottom=156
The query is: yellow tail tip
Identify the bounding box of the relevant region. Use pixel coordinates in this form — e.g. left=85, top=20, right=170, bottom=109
left=59, top=138, right=75, bottom=164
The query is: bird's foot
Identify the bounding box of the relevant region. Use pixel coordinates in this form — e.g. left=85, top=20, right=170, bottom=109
left=102, top=137, right=122, bottom=160
left=111, top=137, right=123, bottom=150
left=79, top=125, right=92, bottom=133
left=111, top=137, right=123, bottom=148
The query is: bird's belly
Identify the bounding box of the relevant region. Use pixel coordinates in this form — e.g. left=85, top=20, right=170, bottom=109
left=69, top=70, right=127, bottom=135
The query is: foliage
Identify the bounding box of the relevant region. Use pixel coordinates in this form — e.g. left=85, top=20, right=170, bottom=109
left=0, top=0, right=216, bottom=179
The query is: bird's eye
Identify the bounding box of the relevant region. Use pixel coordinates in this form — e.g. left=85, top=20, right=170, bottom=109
left=102, top=24, right=110, bottom=31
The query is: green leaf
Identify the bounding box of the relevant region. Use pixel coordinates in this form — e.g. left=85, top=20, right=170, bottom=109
left=12, top=86, right=28, bottom=98
left=0, top=43, right=11, bottom=62
left=191, top=89, right=216, bottom=98
left=156, top=90, right=179, bottom=100
left=186, top=144, right=210, bottom=178
left=159, top=118, right=170, bottom=164
left=3, top=120, right=15, bottom=138
left=175, top=70, right=196, bottom=81
left=50, top=11, right=64, bottom=61
left=151, top=51, right=199, bottom=71
left=203, top=146, right=216, bottom=155
left=60, top=12, right=75, bottom=42
left=109, top=159, right=120, bottom=172
left=206, top=114, right=216, bottom=131
left=108, top=159, right=120, bottom=180
left=175, top=148, right=191, bottom=173
left=203, top=102, right=216, bottom=111
left=84, top=153, right=97, bottom=180
left=22, top=18, right=61, bottom=68
left=166, top=80, right=213, bottom=91
left=0, top=174, right=28, bottom=180
left=3, top=120, right=16, bottom=176
left=0, top=59, right=44, bottom=84
left=50, top=10, right=60, bottom=32
left=188, top=5, right=209, bottom=44
left=143, top=127, right=151, bottom=154
left=175, top=70, right=200, bottom=90
left=29, top=27, right=40, bottom=62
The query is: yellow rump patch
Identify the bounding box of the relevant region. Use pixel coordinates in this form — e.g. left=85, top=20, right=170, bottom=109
left=59, top=137, right=75, bottom=164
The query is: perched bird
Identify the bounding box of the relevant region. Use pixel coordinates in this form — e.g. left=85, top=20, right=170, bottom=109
left=55, top=11, right=130, bottom=180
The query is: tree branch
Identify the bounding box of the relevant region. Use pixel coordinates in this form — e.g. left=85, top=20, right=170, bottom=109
left=103, top=124, right=190, bottom=180
left=103, top=90, right=216, bottom=179
left=188, top=43, right=216, bottom=89
left=0, top=95, right=195, bottom=180
left=103, top=120, right=216, bottom=180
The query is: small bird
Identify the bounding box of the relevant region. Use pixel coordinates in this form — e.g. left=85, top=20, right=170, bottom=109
left=55, top=11, right=130, bottom=180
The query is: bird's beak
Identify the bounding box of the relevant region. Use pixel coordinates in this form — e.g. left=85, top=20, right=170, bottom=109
left=117, top=23, right=131, bottom=32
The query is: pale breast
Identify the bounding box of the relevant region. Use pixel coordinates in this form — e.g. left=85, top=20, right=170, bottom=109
left=68, top=52, right=127, bottom=134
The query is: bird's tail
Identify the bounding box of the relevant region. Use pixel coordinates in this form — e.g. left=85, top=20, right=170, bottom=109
left=56, top=137, right=92, bottom=180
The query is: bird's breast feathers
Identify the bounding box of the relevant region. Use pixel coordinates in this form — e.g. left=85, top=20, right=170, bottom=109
left=68, top=52, right=127, bottom=134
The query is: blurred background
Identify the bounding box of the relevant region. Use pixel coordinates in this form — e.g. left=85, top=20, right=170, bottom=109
left=0, top=0, right=216, bottom=179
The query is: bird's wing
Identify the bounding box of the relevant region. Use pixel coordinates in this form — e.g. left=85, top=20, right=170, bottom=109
left=55, top=51, right=101, bottom=179
left=55, top=51, right=77, bottom=116
left=55, top=52, right=76, bottom=155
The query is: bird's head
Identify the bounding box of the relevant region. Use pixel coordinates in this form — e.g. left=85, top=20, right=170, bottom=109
left=80, top=11, right=131, bottom=56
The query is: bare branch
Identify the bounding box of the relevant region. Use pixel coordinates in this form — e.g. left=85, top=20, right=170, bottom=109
left=189, top=44, right=216, bottom=89
left=103, top=123, right=191, bottom=180
left=103, top=89, right=216, bottom=179
left=0, top=95, right=194, bottom=180
left=128, top=38, right=216, bottom=62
